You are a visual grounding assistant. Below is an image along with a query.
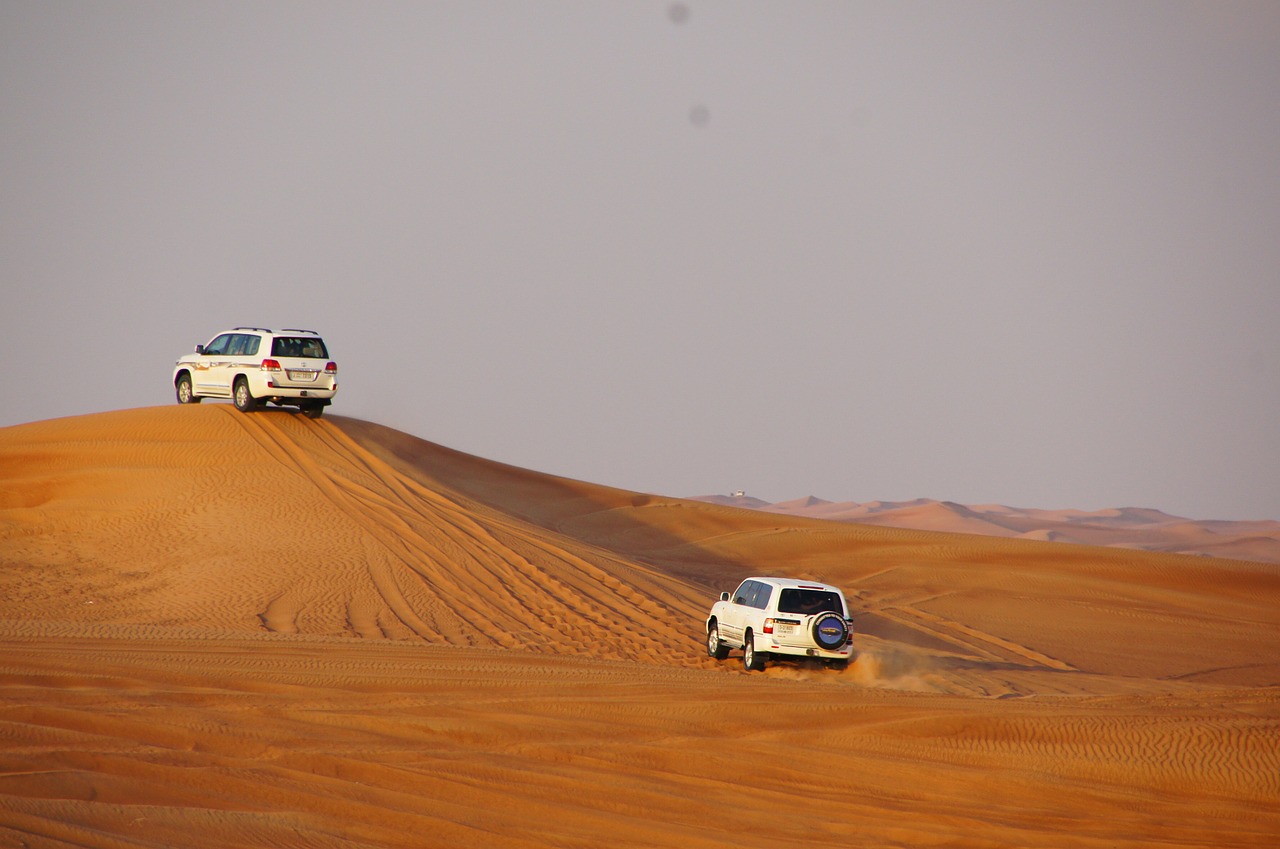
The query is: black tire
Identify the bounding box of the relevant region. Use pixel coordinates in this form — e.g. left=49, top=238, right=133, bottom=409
left=706, top=623, right=730, bottom=660
left=175, top=373, right=200, bottom=405
left=812, top=612, right=850, bottom=651
left=233, top=378, right=258, bottom=412
left=742, top=631, right=766, bottom=672
left=301, top=402, right=324, bottom=419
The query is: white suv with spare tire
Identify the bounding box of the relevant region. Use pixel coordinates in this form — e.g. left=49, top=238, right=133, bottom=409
left=705, top=577, right=854, bottom=671
left=172, top=327, right=338, bottom=418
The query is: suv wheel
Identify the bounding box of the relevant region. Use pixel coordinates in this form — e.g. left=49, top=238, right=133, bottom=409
left=706, top=623, right=730, bottom=660
left=233, top=378, right=259, bottom=412
left=301, top=402, right=324, bottom=419
left=742, top=631, right=766, bottom=672
left=175, top=374, right=200, bottom=405
left=812, top=612, right=850, bottom=651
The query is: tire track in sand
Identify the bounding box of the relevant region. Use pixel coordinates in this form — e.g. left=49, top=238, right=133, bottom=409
left=226, top=409, right=493, bottom=646
left=224, top=409, right=704, bottom=662
left=870, top=601, right=1077, bottom=672
left=309, top=416, right=709, bottom=660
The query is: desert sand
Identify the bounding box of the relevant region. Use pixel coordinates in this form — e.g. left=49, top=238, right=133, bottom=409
left=1, top=405, right=1277, bottom=848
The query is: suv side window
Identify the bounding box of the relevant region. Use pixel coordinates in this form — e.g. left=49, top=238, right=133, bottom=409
left=220, top=333, right=262, bottom=357
left=752, top=583, right=773, bottom=610
left=735, top=580, right=772, bottom=610
left=204, top=334, right=233, bottom=356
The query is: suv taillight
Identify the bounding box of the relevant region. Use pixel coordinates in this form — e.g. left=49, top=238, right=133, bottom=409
left=325, top=362, right=338, bottom=374
left=260, top=359, right=282, bottom=372
left=763, top=618, right=776, bottom=634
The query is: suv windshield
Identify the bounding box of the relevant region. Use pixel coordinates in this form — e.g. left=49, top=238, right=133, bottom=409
left=271, top=337, right=328, bottom=359
left=777, top=589, right=844, bottom=616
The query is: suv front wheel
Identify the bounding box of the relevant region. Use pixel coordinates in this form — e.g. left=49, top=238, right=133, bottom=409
left=175, top=374, right=200, bottom=405
left=706, top=623, right=730, bottom=660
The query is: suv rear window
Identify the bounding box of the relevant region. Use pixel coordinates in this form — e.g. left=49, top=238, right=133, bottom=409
left=272, top=337, right=328, bottom=359
left=777, top=589, right=844, bottom=616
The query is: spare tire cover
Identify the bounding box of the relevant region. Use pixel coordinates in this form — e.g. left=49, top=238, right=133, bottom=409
left=812, top=612, right=849, bottom=650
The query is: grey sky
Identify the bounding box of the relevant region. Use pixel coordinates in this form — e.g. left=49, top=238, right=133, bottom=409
left=3, top=2, right=1278, bottom=521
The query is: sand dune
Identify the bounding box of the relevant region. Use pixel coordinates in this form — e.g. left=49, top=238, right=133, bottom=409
left=697, top=494, right=1280, bottom=563
left=2, top=406, right=1279, bottom=848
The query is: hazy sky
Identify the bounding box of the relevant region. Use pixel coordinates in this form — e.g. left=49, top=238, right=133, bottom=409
left=3, top=2, right=1278, bottom=521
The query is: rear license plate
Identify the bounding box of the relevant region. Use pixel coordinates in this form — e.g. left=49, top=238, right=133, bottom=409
left=287, top=370, right=318, bottom=382
left=776, top=624, right=797, bottom=635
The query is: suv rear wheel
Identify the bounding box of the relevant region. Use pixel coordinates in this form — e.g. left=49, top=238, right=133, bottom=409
left=742, top=631, right=767, bottom=672
left=233, top=377, right=259, bottom=412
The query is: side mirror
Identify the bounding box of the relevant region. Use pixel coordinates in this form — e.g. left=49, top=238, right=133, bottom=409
left=194, top=344, right=205, bottom=354
left=719, top=592, right=730, bottom=602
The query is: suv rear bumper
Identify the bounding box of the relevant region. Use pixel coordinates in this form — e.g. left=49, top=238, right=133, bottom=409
left=763, top=642, right=853, bottom=661
left=248, top=375, right=336, bottom=400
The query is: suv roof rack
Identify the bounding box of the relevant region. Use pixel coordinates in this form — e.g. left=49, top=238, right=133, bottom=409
left=233, top=326, right=273, bottom=333
left=280, top=328, right=319, bottom=334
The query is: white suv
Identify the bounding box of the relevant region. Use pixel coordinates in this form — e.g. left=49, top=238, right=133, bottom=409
left=173, top=327, right=338, bottom=418
left=705, top=577, right=854, bottom=671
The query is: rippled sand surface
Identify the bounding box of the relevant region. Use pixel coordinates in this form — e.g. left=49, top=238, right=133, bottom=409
left=2, top=406, right=1277, bottom=847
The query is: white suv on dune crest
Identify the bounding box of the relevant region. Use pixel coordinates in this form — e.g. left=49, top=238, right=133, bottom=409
left=172, top=327, right=338, bottom=418
left=705, top=577, right=855, bottom=671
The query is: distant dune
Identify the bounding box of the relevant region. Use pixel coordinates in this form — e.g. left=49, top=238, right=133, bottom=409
left=2, top=407, right=1278, bottom=848
left=692, top=494, right=1280, bottom=563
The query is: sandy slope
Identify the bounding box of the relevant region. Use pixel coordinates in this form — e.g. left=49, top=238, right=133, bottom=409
left=2, top=406, right=1278, bottom=848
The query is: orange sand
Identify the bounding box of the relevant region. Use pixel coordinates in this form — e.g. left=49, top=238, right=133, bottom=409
left=2, top=406, right=1277, bottom=847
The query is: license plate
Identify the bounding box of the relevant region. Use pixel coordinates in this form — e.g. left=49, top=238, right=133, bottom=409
left=287, top=370, right=318, bottom=382
left=776, top=624, right=797, bottom=635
